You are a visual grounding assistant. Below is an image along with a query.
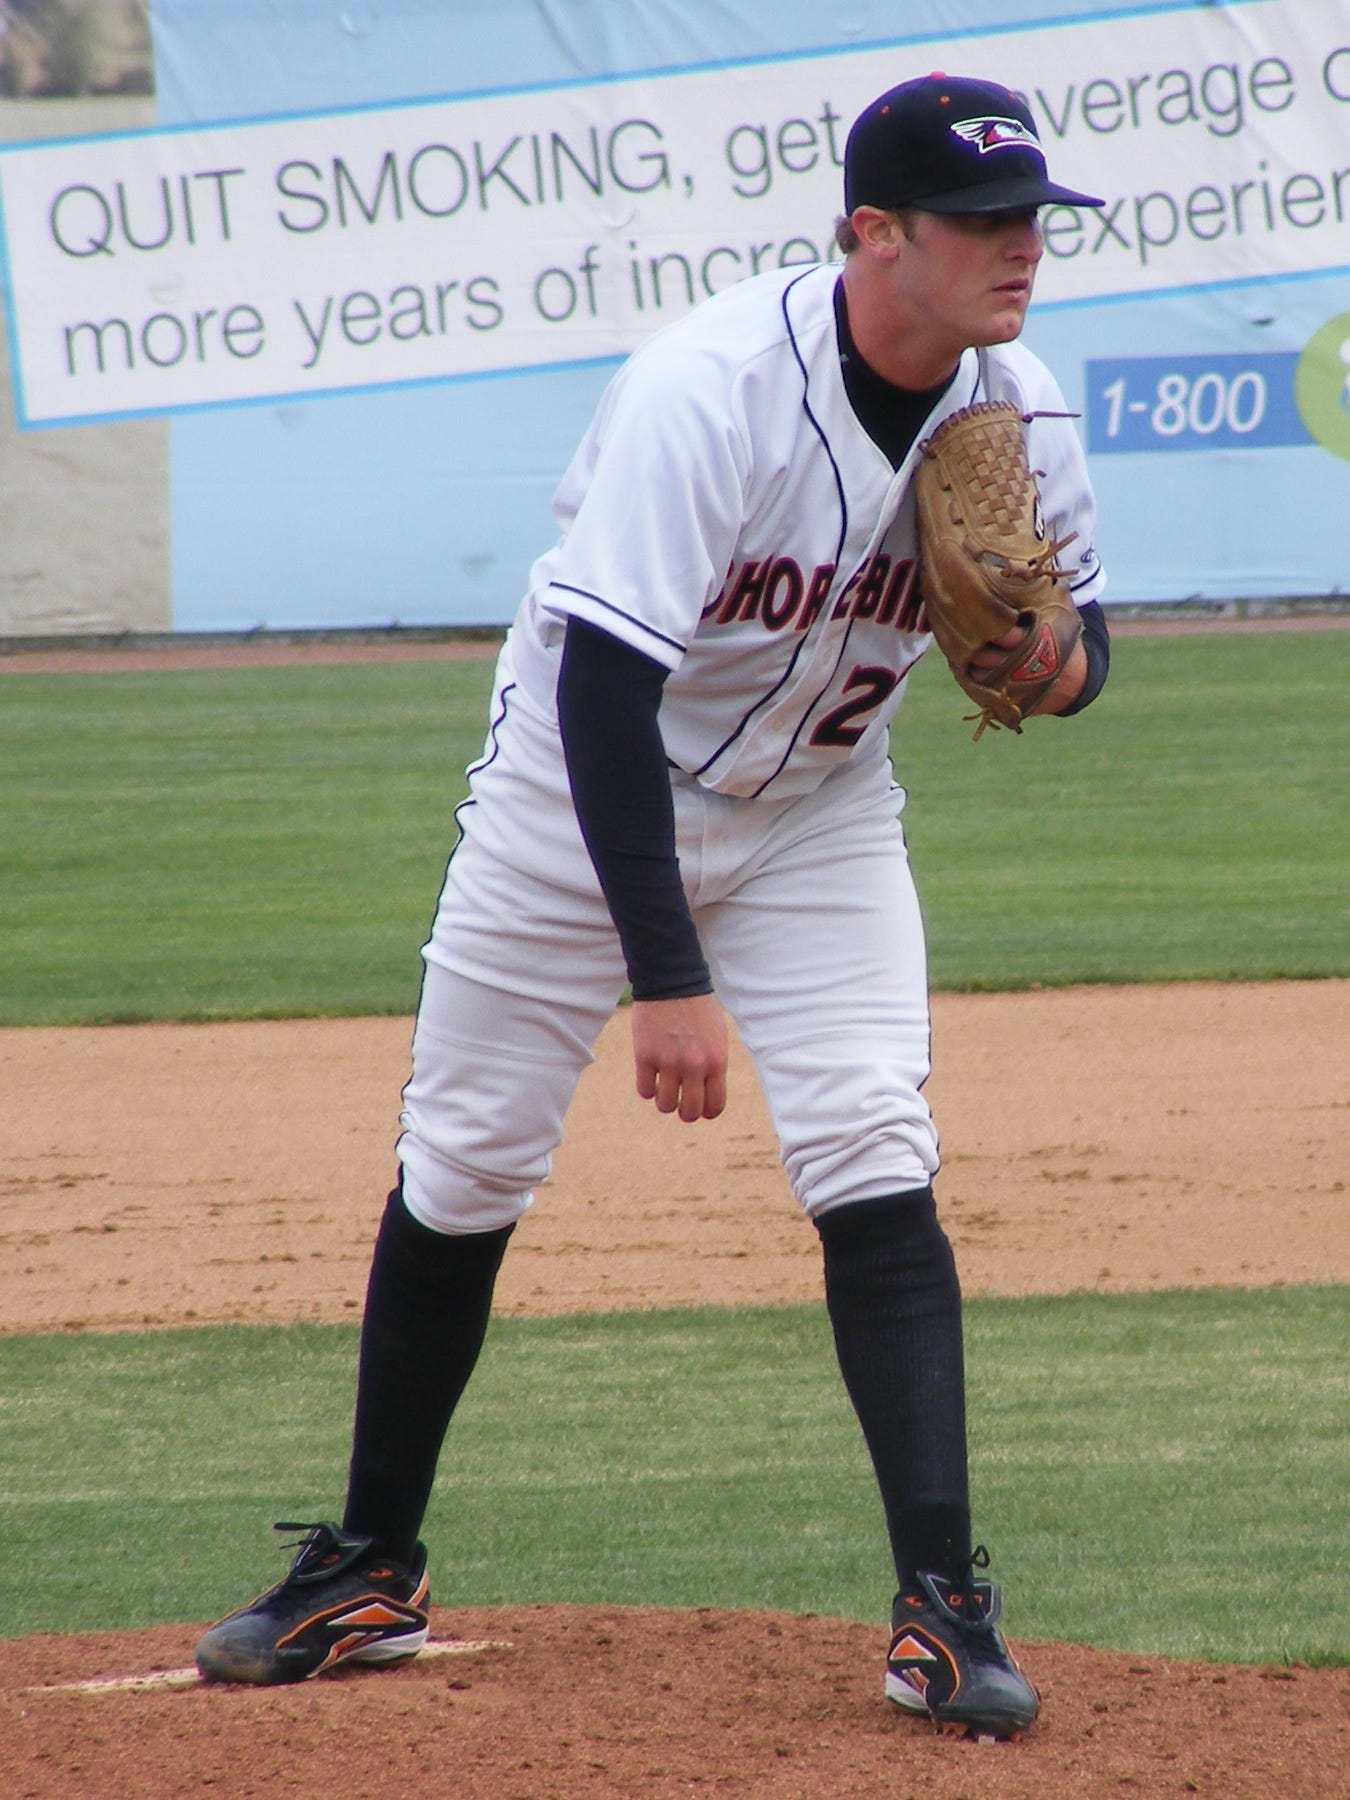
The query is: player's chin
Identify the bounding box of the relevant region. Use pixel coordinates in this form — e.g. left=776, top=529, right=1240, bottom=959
left=978, top=304, right=1030, bottom=345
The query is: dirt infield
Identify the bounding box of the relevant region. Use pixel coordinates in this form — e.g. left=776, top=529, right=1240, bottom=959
left=2, top=981, right=1347, bottom=1795
left=3, top=982, right=1346, bottom=1333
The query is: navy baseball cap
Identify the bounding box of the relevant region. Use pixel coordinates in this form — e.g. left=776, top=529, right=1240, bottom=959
left=844, top=73, right=1104, bottom=214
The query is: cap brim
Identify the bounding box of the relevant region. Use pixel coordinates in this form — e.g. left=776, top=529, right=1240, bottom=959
left=916, top=174, right=1104, bottom=212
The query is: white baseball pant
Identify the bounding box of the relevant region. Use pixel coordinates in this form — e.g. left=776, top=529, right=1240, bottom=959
left=397, top=668, right=938, bottom=1234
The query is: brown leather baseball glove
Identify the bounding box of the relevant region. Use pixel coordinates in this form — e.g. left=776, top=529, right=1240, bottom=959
left=914, top=400, right=1083, bottom=739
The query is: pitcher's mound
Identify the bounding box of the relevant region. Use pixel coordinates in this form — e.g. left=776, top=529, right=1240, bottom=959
left=4, top=1603, right=1345, bottom=1799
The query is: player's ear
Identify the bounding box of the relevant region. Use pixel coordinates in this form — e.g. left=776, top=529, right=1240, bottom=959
left=849, top=206, right=909, bottom=258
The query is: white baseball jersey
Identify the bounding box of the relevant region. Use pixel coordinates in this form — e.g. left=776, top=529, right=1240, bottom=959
left=507, top=260, right=1104, bottom=800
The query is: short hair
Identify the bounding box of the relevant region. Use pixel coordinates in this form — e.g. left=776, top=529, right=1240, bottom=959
left=833, top=213, right=859, bottom=255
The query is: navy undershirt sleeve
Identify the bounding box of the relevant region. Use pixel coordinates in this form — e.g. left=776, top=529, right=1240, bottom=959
left=557, top=617, right=712, bottom=1002
left=1055, top=598, right=1110, bottom=716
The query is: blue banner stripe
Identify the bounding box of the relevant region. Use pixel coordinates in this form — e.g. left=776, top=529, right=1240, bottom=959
left=1086, top=352, right=1311, bottom=453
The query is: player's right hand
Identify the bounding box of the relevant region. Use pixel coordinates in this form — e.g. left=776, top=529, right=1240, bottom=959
left=631, top=992, right=729, bottom=1122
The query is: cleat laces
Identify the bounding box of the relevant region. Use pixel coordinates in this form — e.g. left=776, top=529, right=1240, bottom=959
left=270, top=1521, right=380, bottom=1588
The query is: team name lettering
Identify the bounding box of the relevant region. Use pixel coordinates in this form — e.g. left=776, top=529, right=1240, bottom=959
left=709, top=554, right=926, bottom=633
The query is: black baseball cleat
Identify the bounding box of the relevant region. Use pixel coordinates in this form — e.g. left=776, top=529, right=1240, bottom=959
left=885, top=1553, right=1039, bottom=1739
left=195, top=1521, right=430, bottom=1685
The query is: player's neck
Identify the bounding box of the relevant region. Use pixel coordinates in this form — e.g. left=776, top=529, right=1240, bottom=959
left=839, top=262, right=964, bottom=392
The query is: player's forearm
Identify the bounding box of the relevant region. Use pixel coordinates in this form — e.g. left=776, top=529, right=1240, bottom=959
left=1028, top=637, right=1087, bottom=715
left=557, top=618, right=712, bottom=1000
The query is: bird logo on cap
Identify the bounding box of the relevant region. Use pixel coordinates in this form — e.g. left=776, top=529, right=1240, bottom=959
left=950, top=115, right=1042, bottom=154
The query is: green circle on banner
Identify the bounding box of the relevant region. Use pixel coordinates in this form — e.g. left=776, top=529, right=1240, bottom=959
left=1294, top=313, right=1350, bottom=460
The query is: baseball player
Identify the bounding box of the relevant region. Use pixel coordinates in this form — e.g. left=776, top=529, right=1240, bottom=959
left=197, top=74, right=1110, bottom=1740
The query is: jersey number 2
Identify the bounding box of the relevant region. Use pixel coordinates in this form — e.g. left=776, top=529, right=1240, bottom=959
left=810, top=665, right=900, bottom=748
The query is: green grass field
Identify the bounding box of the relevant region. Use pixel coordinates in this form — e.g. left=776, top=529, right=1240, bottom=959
left=1, top=628, right=1345, bottom=1024
left=0, top=627, right=1345, bottom=1663
left=1, top=1290, right=1345, bottom=1663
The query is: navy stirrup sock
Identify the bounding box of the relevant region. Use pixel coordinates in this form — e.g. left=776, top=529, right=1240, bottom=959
left=343, top=1185, right=514, bottom=1566
left=815, top=1187, right=972, bottom=1591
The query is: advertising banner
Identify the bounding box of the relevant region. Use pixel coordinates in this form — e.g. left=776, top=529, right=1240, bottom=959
left=3, top=3, right=1350, bottom=425
left=0, top=0, right=1345, bottom=631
